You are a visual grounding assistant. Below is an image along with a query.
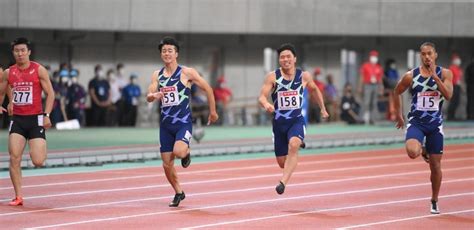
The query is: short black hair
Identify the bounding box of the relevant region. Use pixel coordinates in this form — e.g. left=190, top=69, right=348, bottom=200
left=11, top=37, right=31, bottom=51
left=277, top=43, right=297, bottom=57
left=158, top=36, right=180, bottom=53
left=420, top=42, right=436, bottom=52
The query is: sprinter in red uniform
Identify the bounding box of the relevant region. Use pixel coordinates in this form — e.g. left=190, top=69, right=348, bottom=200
left=0, top=37, right=55, bottom=206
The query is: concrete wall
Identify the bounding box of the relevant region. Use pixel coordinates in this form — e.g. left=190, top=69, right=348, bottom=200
left=1, top=0, right=473, bottom=37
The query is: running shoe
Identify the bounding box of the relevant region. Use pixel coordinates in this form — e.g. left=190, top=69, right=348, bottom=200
left=181, top=153, right=191, bottom=168
left=421, top=147, right=430, bottom=163
left=9, top=197, right=23, bottom=206
left=169, top=192, right=185, bottom=207
left=430, top=200, right=440, bottom=214
left=276, top=181, right=285, bottom=195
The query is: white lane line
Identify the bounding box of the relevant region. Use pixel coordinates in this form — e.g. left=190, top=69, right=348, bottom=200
left=1, top=156, right=471, bottom=203
left=0, top=151, right=407, bottom=190
left=2, top=166, right=471, bottom=218
left=336, top=209, right=474, bottom=229
left=26, top=183, right=474, bottom=229
left=181, top=193, right=474, bottom=230
left=1, top=147, right=471, bottom=189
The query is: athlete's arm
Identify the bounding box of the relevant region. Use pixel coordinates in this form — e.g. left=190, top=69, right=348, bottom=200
left=431, top=67, right=453, bottom=100
left=186, top=67, right=218, bottom=125
left=258, top=72, right=275, bottom=113
left=303, top=71, right=329, bottom=119
left=393, top=71, right=413, bottom=129
left=146, top=70, right=163, bottom=102
left=0, top=69, right=7, bottom=114
left=39, top=65, right=55, bottom=129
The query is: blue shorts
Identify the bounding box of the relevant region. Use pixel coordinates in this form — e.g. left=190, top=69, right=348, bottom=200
left=159, top=122, right=193, bottom=153
left=406, top=122, right=444, bottom=154
left=272, top=117, right=306, bottom=157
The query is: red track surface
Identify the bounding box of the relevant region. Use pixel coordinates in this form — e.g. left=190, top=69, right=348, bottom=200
left=0, top=143, right=473, bottom=229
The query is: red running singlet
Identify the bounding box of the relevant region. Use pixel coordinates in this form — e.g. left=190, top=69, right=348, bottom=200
left=8, top=61, right=44, bottom=115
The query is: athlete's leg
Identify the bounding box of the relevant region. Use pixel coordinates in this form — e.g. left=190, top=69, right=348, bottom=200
left=174, top=124, right=192, bottom=168
left=9, top=133, right=27, bottom=198
left=405, top=124, right=425, bottom=159
left=173, top=141, right=189, bottom=159
left=429, top=154, right=442, bottom=202
left=426, top=125, right=444, bottom=203
left=276, top=156, right=286, bottom=169
left=273, top=123, right=288, bottom=169
left=405, top=139, right=422, bottom=159
left=28, top=138, right=47, bottom=167
left=161, top=152, right=182, bottom=194
left=280, top=137, right=301, bottom=185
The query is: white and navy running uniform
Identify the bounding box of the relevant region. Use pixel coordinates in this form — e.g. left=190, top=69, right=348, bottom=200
left=271, top=68, right=306, bottom=157
left=406, top=66, right=445, bottom=154
left=157, top=66, right=193, bottom=153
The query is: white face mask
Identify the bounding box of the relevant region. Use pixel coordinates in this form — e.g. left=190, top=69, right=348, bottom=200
left=97, top=70, right=104, bottom=78
left=369, top=56, right=378, bottom=64
left=390, top=63, right=396, bottom=69
left=453, top=58, right=461, bottom=66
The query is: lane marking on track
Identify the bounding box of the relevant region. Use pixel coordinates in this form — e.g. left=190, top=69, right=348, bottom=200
left=1, top=143, right=471, bottom=180
left=181, top=194, right=474, bottom=229
left=26, top=184, right=474, bottom=229
left=336, top=209, right=474, bottom=229
left=0, top=148, right=471, bottom=191
left=0, top=156, right=472, bottom=203
left=1, top=166, right=472, bottom=218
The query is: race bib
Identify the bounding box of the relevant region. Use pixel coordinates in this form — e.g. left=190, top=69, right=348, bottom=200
left=12, top=86, right=33, bottom=105
left=160, top=86, right=180, bottom=107
left=277, top=90, right=300, bottom=110
left=416, top=91, right=440, bottom=111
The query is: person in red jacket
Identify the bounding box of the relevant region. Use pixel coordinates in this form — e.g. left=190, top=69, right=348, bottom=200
left=447, top=53, right=463, bottom=120
left=0, top=37, right=55, bottom=206
left=358, top=50, right=384, bottom=124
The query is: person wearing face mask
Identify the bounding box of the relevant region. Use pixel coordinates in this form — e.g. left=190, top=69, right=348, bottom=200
left=447, top=54, right=463, bottom=120
left=120, top=74, right=141, bottom=126
left=213, top=76, right=232, bottom=125
left=66, top=69, right=87, bottom=125
left=358, top=50, right=384, bottom=125
left=115, top=63, right=128, bottom=126
left=384, top=59, right=400, bottom=121
left=88, top=64, right=111, bottom=126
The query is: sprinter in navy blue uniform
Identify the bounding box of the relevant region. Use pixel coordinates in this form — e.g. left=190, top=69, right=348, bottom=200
left=259, top=43, right=328, bottom=195
left=394, top=42, right=453, bottom=214
left=147, top=37, right=218, bottom=207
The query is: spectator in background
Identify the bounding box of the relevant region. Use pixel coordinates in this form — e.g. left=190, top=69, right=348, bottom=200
left=115, top=63, right=128, bottom=124
left=383, top=58, right=400, bottom=121
left=106, top=69, right=121, bottom=126
left=324, top=74, right=338, bottom=122
left=340, top=83, right=363, bottom=124
left=309, top=67, right=325, bottom=123
left=120, top=73, right=141, bottom=126
left=66, top=69, right=87, bottom=125
left=213, top=76, right=232, bottom=125
left=191, top=83, right=208, bottom=124
left=359, top=50, right=383, bottom=124
left=51, top=70, right=69, bottom=125
left=115, top=63, right=128, bottom=88
left=448, top=54, right=463, bottom=120
left=466, top=57, right=474, bottom=120
left=88, top=64, right=111, bottom=126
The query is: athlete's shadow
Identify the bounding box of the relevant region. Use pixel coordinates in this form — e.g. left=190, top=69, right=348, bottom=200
left=284, top=210, right=351, bottom=219
left=182, top=209, right=236, bottom=217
